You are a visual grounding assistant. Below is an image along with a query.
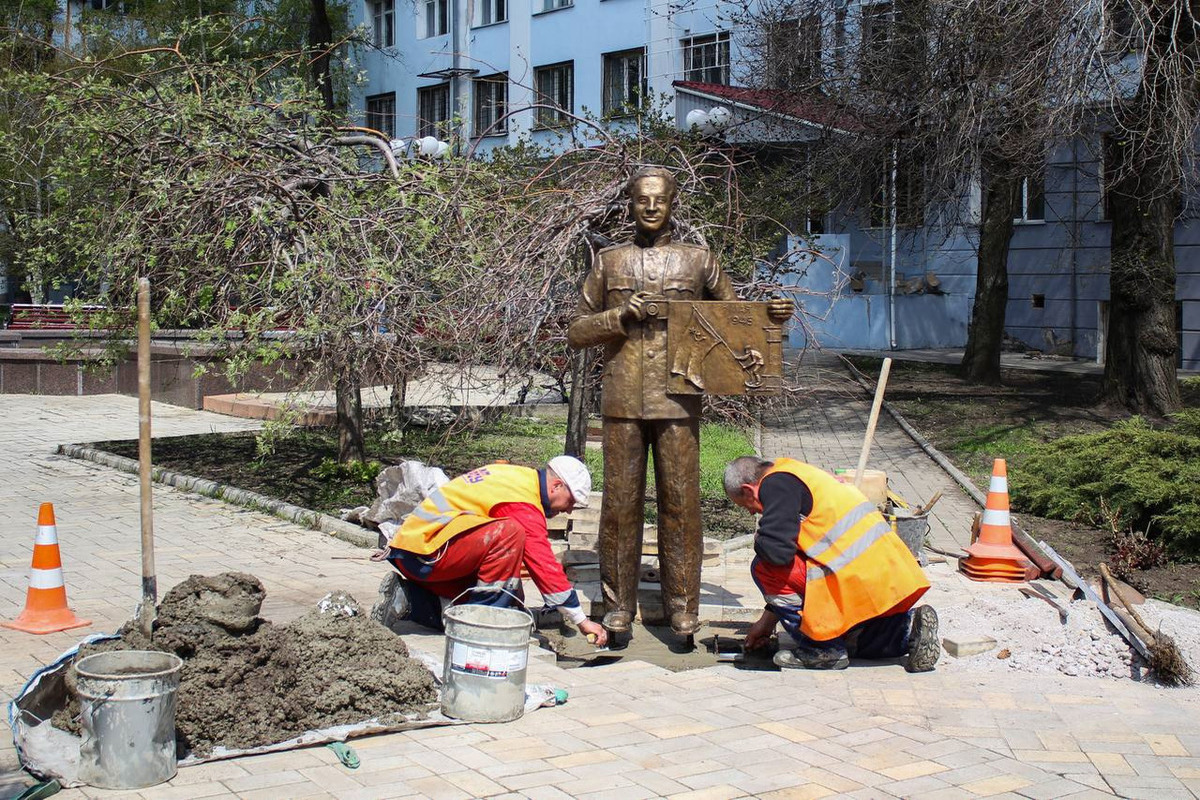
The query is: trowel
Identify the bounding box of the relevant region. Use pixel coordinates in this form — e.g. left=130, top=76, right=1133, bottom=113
left=712, top=634, right=745, bottom=663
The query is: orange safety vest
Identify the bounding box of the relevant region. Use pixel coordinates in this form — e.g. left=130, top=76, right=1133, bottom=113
left=388, top=464, right=543, bottom=555
left=764, top=458, right=929, bottom=641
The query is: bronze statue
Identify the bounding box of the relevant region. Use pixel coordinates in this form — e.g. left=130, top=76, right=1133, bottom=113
left=568, top=166, right=793, bottom=640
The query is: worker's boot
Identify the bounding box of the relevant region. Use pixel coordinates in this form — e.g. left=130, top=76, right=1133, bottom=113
left=774, top=640, right=850, bottom=670
left=370, top=571, right=411, bottom=633
left=904, top=605, right=940, bottom=673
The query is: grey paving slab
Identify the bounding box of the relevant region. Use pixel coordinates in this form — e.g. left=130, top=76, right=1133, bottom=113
left=2, top=389, right=1199, bottom=800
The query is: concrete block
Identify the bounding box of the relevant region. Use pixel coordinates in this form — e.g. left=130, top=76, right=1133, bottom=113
left=942, top=635, right=998, bottom=658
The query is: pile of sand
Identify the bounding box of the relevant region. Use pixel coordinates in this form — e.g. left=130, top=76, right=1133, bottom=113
left=53, top=573, right=437, bottom=756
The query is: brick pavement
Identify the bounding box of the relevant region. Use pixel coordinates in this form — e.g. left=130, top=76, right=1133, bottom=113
left=2, top=388, right=1199, bottom=799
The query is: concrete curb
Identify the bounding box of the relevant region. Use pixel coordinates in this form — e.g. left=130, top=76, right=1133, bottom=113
left=56, top=443, right=378, bottom=549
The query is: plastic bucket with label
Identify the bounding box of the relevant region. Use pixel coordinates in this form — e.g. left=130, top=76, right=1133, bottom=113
left=440, top=601, right=533, bottom=723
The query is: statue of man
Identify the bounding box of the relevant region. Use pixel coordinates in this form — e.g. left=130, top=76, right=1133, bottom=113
left=568, top=166, right=793, bottom=640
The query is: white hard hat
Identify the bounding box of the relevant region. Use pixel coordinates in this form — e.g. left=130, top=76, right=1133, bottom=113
left=547, top=455, right=591, bottom=508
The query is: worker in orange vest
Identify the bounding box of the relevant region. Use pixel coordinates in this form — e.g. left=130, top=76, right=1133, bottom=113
left=373, top=456, right=608, bottom=647
left=723, top=456, right=939, bottom=671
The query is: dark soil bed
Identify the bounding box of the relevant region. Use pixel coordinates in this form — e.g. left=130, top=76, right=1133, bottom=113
left=848, top=356, right=1200, bottom=610
left=90, top=418, right=754, bottom=540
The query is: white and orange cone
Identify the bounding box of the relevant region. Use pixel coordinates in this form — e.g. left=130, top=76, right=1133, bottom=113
left=959, top=459, right=1035, bottom=583
left=2, top=503, right=91, bottom=634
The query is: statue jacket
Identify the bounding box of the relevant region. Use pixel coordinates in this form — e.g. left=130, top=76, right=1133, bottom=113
left=567, top=232, right=736, bottom=419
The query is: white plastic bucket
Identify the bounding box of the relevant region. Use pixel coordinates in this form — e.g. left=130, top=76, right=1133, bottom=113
left=75, top=650, right=183, bottom=789
left=441, top=602, right=533, bottom=723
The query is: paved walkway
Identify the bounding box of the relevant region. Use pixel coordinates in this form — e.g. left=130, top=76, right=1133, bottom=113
left=1, top=373, right=1199, bottom=799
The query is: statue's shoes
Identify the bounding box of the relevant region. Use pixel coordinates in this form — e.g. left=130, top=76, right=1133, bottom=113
left=669, top=611, right=701, bottom=636
left=602, top=610, right=634, bottom=634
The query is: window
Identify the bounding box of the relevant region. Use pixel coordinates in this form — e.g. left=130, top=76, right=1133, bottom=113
left=764, top=15, right=821, bottom=89
left=417, top=83, right=450, bottom=138
left=539, top=0, right=572, bottom=11
left=1103, top=0, right=1138, bottom=50
left=365, top=92, right=396, bottom=139
left=477, top=0, right=506, bottom=25
left=423, top=0, right=448, bottom=38
left=1016, top=174, right=1045, bottom=222
left=473, top=74, right=508, bottom=135
left=1100, top=133, right=1119, bottom=220
left=370, top=0, right=394, bottom=47
left=682, top=32, right=730, bottom=85
left=859, top=0, right=925, bottom=88
left=602, top=49, right=646, bottom=116
left=534, top=61, right=574, bottom=128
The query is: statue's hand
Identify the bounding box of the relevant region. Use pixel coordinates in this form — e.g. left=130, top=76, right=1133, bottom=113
left=620, top=291, right=653, bottom=323
left=766, top=297, right=795, bottom=323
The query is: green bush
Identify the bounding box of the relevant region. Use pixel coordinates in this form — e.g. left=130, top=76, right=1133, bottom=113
left=311, top=458, right=384, bottom=484
left=1010, top=410, right=1200, bottom=556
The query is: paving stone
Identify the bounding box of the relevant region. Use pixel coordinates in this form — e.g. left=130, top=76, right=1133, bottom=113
left=942, top=635, right=998, bottom=657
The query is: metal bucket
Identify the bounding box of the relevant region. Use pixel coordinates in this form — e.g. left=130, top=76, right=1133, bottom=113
left=76, top=650, right=183, bottom=789
left=890, top=510, right=930, bottom=566
left=441, top=603, right=533, bottom=723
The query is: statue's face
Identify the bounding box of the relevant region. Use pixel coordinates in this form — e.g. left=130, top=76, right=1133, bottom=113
left=629, top=176, right=673, bottom=235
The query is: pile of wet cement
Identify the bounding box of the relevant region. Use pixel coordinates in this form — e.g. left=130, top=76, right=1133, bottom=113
left=52, top=573, right=437, bottom=756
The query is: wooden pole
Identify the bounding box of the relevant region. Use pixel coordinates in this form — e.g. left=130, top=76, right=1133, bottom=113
left=137, top=278, right=157, bottom=638
left=853, top=357, right=892, bottom=489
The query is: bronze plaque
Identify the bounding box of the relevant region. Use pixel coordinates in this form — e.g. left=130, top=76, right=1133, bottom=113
left=665, top=301, right=783, bottom=396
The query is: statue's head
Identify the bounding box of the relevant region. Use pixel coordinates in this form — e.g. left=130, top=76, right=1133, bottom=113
left=626, top=166, right=677, bottom=236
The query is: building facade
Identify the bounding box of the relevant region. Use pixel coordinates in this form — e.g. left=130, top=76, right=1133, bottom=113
left=354, top=1, right=1200, bottom=371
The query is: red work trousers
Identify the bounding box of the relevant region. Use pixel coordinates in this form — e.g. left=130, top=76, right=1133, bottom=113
left=390, top=518, right=525, bottom=604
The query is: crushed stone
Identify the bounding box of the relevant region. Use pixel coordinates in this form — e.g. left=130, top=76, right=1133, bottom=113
left=926, top=564, right=1200, bottom=690
left=53, top=573, right=437, bottom=756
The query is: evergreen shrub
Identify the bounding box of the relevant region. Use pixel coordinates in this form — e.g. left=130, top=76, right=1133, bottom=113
left=1010, top=410, right=1200, bottom=557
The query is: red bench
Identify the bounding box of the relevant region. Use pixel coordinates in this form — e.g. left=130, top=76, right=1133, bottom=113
left=5, top=304, right=107, bottom=330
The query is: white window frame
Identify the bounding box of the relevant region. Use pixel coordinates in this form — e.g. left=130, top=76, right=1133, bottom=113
left=538, top=0, right=572, bottom=12
left=422, top=0, right=448, bottom=38
left=534, top=61, right=574, bottom=128
left=417, top=83, right=450, bottom=138
left=681, top=32, right=730, bottom=85
left=473, top=74, right=508, bottom=136
left=765, top=15, right=821, bottom=89
left=602, top=48, right=646, bottom=116
left=370, top=0, right=395, bottom=47
left=1014, top=174, right=1045, bottom=223
left=476, top=0, right=506, bottom=26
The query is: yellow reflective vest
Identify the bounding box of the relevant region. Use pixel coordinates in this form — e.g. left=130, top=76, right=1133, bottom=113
left=765, top=458, right=930, bottom=641
left=388, top=464, right=543, bottom=555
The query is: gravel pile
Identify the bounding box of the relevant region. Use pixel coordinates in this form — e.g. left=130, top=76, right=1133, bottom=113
left=923, top=563, right=1200, bottom=689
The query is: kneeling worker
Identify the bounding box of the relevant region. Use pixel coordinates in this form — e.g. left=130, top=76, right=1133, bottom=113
left=373, top=455, right=608, bottom=647
left=724, top=456, right=939, bottom=671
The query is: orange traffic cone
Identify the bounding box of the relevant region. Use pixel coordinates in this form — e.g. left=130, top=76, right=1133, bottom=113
left=2, top=503, right=91, bottom=634
left=959, top=459, right=1034, bottom=583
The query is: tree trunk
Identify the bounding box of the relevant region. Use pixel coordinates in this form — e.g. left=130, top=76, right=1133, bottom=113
left=309, top=0, right=335, bottom=113
left=389, top=373, right=408, bottom=430
left=1100, top=0, right=1190, bottom=415
left=564, top=241, right=595, bottom=458
left=336, top=374, right=365, bottom=462
left=564, top=348, right=591, bottom=457
left=1103, top=170, right=1182, bottom=414
left=961, top=164, right=1019, bottom=385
